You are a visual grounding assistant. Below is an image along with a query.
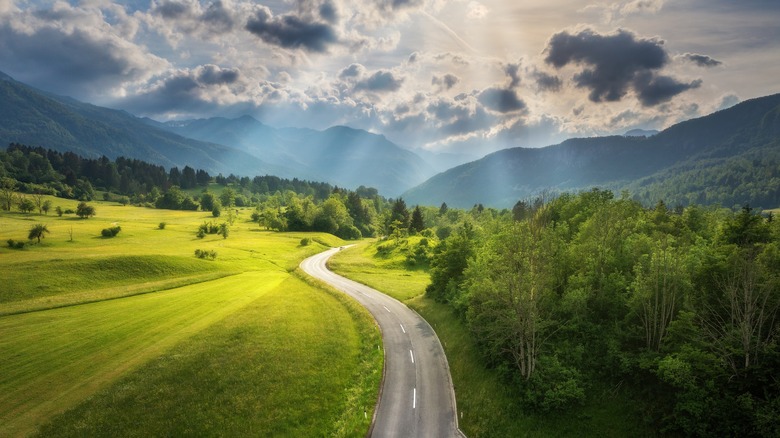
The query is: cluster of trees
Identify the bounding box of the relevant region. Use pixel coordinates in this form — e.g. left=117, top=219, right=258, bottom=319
left=629, top=146, right=780, bottom=209
left=0, top=144, right=347, bottom=206
left=427, top=189, right=779, bottom=436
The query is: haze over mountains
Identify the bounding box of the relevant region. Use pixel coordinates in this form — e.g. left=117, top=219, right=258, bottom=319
left=403, top=93, right=780, bottom=209
left=0, top=71, right=435, bottom=196
left=150, top=116, right=436, bottom=196
left=1, top=70, right=778, bottom=210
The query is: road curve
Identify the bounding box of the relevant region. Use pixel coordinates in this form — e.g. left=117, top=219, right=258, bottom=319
left=300, top=247, right=463, bottom=438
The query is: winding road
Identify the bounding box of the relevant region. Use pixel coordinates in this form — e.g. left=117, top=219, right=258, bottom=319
left=300, top=247, right=463, bottom=438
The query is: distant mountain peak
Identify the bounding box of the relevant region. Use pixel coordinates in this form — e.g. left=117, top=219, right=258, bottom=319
left=0, top=70, right=13, bottom=81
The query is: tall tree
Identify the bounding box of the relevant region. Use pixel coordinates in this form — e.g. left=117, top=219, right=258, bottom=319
left=28, top=223, right=50, bottom=243
left=410, top=205, right=425, bottom=233
left=389, top=198, right=410, bottom=230
left=1, top=177, right=17, bottom=211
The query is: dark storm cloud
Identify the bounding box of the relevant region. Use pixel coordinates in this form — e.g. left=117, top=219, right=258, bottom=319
left=533, top=71, right=562, bottom=92
left=319, top=1, right=338, bottom=23
left=680, top=53, right=722, bottom=67
left=477, top=87, right=526, bottom=113
left=201, top=1, right=235, bottom=32
left=339, top=63, right=365, bottom=79
left=504, top=62, right=522, bottom=88
left=354, top=70, right=404, bottom=92
left=196, top=64, right=240, bottom=85
left=545, top=28, right=698, bottom=105
left=246, top=7, right=338, bottom=53
left=122, top=65, right=243, bottom=114
left=432, top=73, right=459, bottom=90
left=154, top=0, right=191, bottom=19
left=0, top=23, right=160, bottom=97
left=633, top=72, right=701, bottom=106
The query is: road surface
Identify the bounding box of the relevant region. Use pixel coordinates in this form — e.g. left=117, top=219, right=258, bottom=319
left=300, top=247, right=463, bottom=438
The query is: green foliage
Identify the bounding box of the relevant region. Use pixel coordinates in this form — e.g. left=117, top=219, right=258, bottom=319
left=194, top=249, right=217, bottom=260
left=426, top=223, right=475, bottom=307
left=101, top=226, right=121, bottom=238
left=410, top=205, right=424, bottom=233
left=28, top=223, right=50, bottom=243
left=75, top=201, right=95, bottom=219
left=18, top=196, right=35, bottom=213
left=218, top=222, right=229, bottom=239
left=158, top=222, right=166, bottom=230
left=7, top=239, right=25, bottom=249
left=424, top=190, right=780, bottom=434
left=300, top=237, right=312, bottom=246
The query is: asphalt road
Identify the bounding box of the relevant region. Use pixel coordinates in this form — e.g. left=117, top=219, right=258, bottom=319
left=300, top=247, right=463, bottom=438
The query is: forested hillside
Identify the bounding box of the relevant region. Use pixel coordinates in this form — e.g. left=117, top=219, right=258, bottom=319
left=425, top=190, right=779, bottom=436
left=403, top=93, right=780, bottom=209
left=0, top=72, right=284, bottom=178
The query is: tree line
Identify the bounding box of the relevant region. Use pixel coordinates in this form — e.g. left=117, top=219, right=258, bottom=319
left=426, top=189, right=779, bottom=436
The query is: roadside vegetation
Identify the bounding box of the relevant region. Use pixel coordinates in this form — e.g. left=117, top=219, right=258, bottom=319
left=0, top=193, right=381, bottom=437
left=331, top=190, right=780, bottom=437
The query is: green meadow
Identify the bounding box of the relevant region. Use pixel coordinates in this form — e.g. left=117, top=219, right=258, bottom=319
left=0, top=195, right=381, bottom=437
left=329, top=240, right=651, bottom=438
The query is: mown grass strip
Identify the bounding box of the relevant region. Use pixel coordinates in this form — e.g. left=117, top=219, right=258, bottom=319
left=0, top=270, right=287, bottom=437
left=33, top=274, right=380, bottom=438
left=0, top=271, right=241, bottom=316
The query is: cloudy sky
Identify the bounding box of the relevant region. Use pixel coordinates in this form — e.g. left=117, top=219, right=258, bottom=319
left=1, top=0, right=779, bottom=157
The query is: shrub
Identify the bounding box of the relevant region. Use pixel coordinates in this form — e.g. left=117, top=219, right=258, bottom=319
left=101, top=225, right=121, bottom=237
left=335, top=224, right=362, bottom=240
left=300, top=237, right=312, bottom=246
left=158, top=222, right=167, bottom=230
left=64, top=208, right=75, bottom=214
left=56, top=206, right=63, bottom=217
left=7, top=239, right=25, bottom=249
left=76, top=202, right=96, bottom=219
left=194, top=249, right=218, bottom=260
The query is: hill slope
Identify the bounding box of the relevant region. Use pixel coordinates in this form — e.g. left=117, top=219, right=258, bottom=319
left=0, top=72, right=290, bottom=178
left=157, top=116, right=436, bottom=196
left=403, top=93, right=780, bottom=208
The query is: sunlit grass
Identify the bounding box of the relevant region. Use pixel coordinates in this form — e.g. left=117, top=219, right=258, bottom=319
left=0, top=195, right=380, bottom=437
left=327, top=239, right=429, bottom=302
left=33, top=275, right=381, bottom=438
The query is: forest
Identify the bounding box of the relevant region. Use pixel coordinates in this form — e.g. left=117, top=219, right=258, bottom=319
left=426, top=189, right=779, bottom=436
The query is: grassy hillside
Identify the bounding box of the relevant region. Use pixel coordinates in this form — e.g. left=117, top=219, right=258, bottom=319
left=0, top=197, right=381, bottom=437
left=329, top=240, right=652, bottom=437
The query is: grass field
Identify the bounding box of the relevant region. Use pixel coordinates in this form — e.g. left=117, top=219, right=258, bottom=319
left=0, top=195, right=381, bottom=437
left=329, top=240, right=652, bottom=438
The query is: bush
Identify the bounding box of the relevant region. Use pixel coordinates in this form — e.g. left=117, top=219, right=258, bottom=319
left=101, top=225, right=121, bottom=238
left=300, top=237, right=312, bottom=246
left=335, top=224, right=362, bottom=240
left=158, top=222, right=166, bottom=230
left=7, top=239, right=25, bottom=249
left=194, top=249, right=217, bottom=260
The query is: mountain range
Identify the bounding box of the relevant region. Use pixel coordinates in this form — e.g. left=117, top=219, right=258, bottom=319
left=1, top=69, right=778, bottom=210
left=0, top=71, right=434, bottom=196
left=403, top=93, right=780, bottom=209
left=149, top=116, right=436, bottom=196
